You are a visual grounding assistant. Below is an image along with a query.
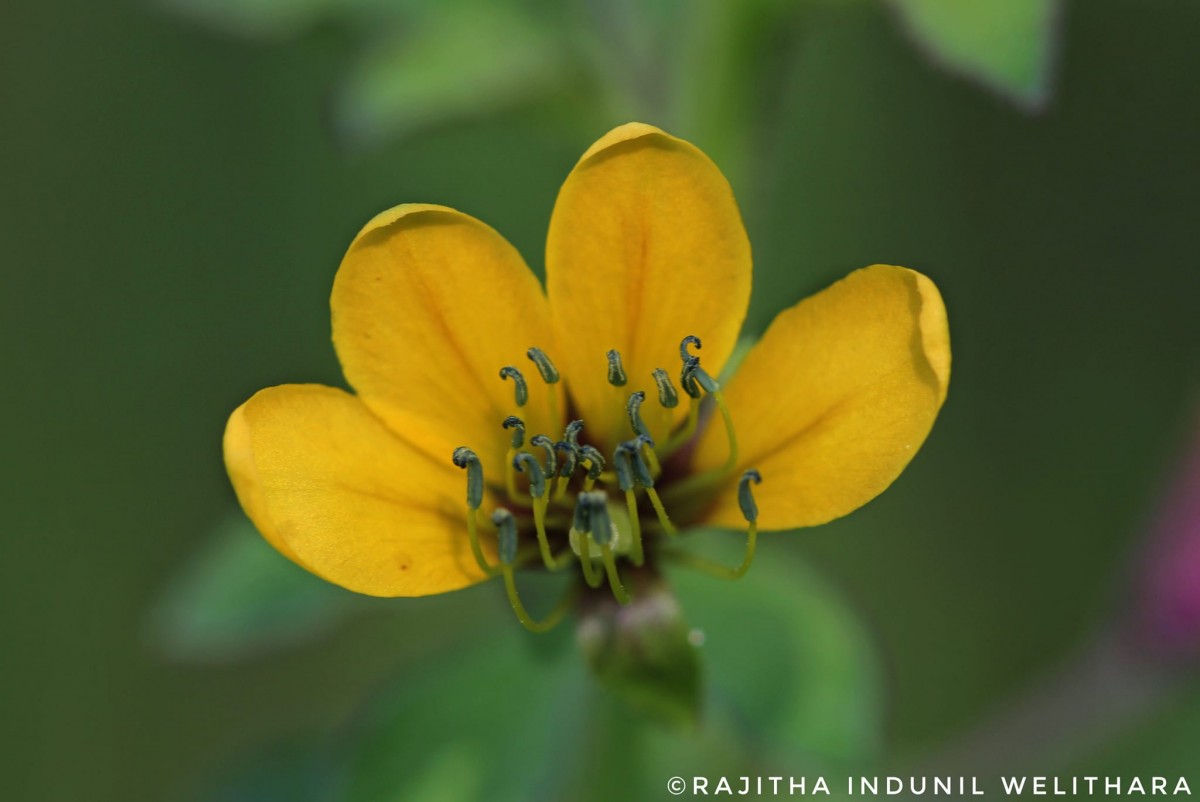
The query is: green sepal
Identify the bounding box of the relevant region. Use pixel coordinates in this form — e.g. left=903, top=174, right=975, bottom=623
left=576, top=566, right=701, bottom=729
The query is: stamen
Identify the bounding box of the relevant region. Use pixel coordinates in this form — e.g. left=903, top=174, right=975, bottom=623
left=494, top=508, right=574, bottom=633
left=501, top=415, right=524, bottom=499
left=621, top=438, right=656, bottom=488
left=525, top=347, right=559, bottom=384
left=499, top=366, right=528, bottom=407
left=579, top=444, right=605, bottom=491
left=664, top=470, right=761, bottom=580
left=588, top=492, right=630, bottom=604
left=625, top=391, right=650, bottom=438
left=606, top=349, right=628, bottom=386
left=502, top=415, right=526, bottom=448
left=451, top=447, right=484, bottom=510
left=452, top=447, right=497, bottom=576
left=564, top=419, right=584, bottom=448
left=529, top=434, right=558, bottom=477
left=554, top=440, right=578, bottom=478
left=525, top=347, right=561, bottom=427
left=652, top=368, right=679, bottom=409
left=680, top=355, right=702, bottom=399
left=551, top=440, right=577, bottom=501
left=680, top=334, right=702, bottom=360
left=512, top=452, right=571, bottom=571
left=569, top=494, right=603, bottom=588
left=612, top=443, right=635, bottom=492
left=512, top=452, right=546, bottom=500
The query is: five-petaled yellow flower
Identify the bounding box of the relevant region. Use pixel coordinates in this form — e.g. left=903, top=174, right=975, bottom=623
left=224, top=123, right=950, bottom=631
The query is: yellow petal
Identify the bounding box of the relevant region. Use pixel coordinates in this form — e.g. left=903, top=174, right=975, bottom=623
left=332, top=203, right=561, bottom=477
left=546, top=123, right=751, bottom=450
left=223, top=384, right=492, bottom=597
left=693, top=265, right=950, bottom=530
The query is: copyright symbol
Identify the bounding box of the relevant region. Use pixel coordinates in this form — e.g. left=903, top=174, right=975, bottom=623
left=667, top=776, right=687, bottom=795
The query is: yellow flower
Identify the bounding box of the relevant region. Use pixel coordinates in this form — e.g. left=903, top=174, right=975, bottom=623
left=223, top=123, right=950, bottom=628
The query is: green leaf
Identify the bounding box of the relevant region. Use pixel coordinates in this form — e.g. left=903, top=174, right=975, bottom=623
left=576, top=569, right=702, bottom=729
left=146, top=511, right=356, bottom=662
left=334, top=2, right=567, bottom=149
left=159, top=0, right=338, bottom=39
left=670, top=532, right=883, bottom=769
left=889, top=0, right=1061, bottom=110
left=342, top=626, right=586, bottom=802
left=196, top=741, right=340, bottom=802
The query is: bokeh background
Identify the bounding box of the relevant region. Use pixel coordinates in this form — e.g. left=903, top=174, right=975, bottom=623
left=3, top=0, right=1200, bottom=799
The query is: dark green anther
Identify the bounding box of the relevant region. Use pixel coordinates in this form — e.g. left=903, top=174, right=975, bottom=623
left=493, top=508, right=518, bottom=565
left=529, top=434, right=557, bottom=477
left=499, top=366, right=528, bottom=407
left=554, top=441, right=578, bottom=477
left=572, top=495, right=592, bottom=534
left=625, top=391, right=650, bottom=438
left=512, top=453, right=547, bottom=499
left=651, top=368, right=679, bottom=409
left=680, top=355, right=702, bottom=399
left=612, top=445, right=635, bottom=492
left=526, top=347, right=559, bottom=384
left=628, top=436, right=656, bottom=487
left=587, top=492, right=614, bottom=546
left=680, top=335, right=702, bottom=360
left=564, top=420, right=584, bottom=448
left=606, top=349, right=627, bottom=386
left=451, top=447, right=484, bottom=510
left=580, top=445, right=606, bottom=480
left=502, top=415, right=525, bottom=448
left=738, top=469, right=762, bottom=524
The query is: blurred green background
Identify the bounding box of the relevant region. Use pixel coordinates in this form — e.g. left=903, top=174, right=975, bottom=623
left=4, top=0, right=1200, bottom=799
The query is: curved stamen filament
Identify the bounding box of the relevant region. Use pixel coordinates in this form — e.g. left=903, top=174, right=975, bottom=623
left=495, top=507, right=576, bottom=632
left=624, top=491, right=645, bottom=566
left=502, top=568, right=577, bottom=632
left=599, top=542, right=630, bottom=605
left=645, top=487, right=676, bottom=536
left=534, top=497, right=573, bottom=571
left=466, top=508, right=500, bottom=576
left=664, top=470, right=760, bottom=579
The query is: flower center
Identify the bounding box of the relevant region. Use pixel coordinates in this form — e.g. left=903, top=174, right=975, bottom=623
left=453, top=336, right=761, bottom=632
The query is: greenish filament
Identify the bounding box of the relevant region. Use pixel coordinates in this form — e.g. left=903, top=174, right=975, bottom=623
left=501, top=565, right=576, bottom=633
left=659, top=397, right=700, bottom=459
left=600, top=542, right=631, bottom=605
left=577, top=537, right=604, bottom=589
left=712, top=389, right=739, bottom=473
left=624, top=490, right=644, bottom=566
left=533, top=497, right=573, bottom=570
left=465, top=508, right=499, bottom=576
left=663, top=522, right=757, bottom=580
left=645, top=487, right=677, bottom=535
left=637, top=435, right=662, bottom=479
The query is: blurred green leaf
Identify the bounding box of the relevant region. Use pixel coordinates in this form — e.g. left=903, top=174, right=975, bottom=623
left=342, top=630, right=584, bottom=802
left=576, top=569, right=702, bottom=729
left=888, top=0, right=1060, bottom=109
left=670, top=533, right=883, bottom=769
left=147, top=511, right=356, bottom=662
left=196, top=741, right=340, bottom=802
left=334, top=2, right=568, bottom=149
left=159, top=0, right=338, bottom=39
